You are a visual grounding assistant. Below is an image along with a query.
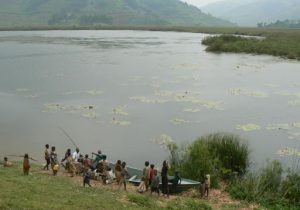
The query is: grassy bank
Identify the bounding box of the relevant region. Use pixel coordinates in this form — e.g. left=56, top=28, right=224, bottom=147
left=0, top=163, right=257, bottom=210
left=202, top=33, right=300, bottom=60
left=164, top=133, right=300, bottom=210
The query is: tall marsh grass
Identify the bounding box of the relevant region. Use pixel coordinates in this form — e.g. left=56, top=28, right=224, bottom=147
left=167, top=132, right=249, bottom=186
left=202, top=34, right=300, bottom=60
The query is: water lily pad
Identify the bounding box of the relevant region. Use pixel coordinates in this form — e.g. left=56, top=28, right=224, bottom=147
left=170, top=118, right=190, bottom=125
left=277, top=148, right=300, bottom=157
left=266, top=123, right=291, bottom=130
left=292, top=123, right=300, bottom=128
left=110, top=119, right=131, bottom=126
left=288, top=99, right=300, bottom=107
left=236, top=123, right=261, bottom=131
left=152, top=134, right=177, bottom=150
left=112, top=106, right=129, bottom=116
left=183, top=108, right=201, bottom=113
left=129, top=96, right=168, bottom=104
left=228, top=88, right=242, bottom=96
left=246, top=91, right=268, bottom=98
left=44, top=103, right=65, bottom=111
left=155, top=90, right=173, bottom=97
left=86, top=90, right=104, bottom=96
left=25, top=94, right=38, bottom=98
left=16, top=88, right=28, bottom=92
left=81, top=112, right=97, bottom=119
left=62, top=91, right=82, bottom=95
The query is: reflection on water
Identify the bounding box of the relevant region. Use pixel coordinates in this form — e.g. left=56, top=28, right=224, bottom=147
left=0, top=30, right=300, bottom=168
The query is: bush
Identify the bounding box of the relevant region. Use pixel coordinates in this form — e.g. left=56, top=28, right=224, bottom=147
left=180, top=139, right=220, bottom=187
left=165, top=132, right=250, bottom=187
left=204, top=133, right=249, bottom=177
left=281, top=171, right=300, bottom=203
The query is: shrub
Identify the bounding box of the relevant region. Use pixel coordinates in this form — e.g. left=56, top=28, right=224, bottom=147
left=281, top=170, right=300, bottom=204
left=204, top=133, right=249, bottom=177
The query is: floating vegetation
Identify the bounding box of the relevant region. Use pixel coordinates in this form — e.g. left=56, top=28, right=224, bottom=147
left=81, top=112, right=97, bottom=119
left=129, top=76, right=143, bottom=81
left=228, top=88, right=242, bottom=96
left=155, top=90, right=173, bottom=97
left=174, top=94, right=224, bottom=110
left=25, top=94, right=38, bottom=99
left=277, top=147, right=300, bottom=157
left=110, top=119, right=131, bottom=126
left=129, top=96, right=168, bottom=104
left=292, top=123, right=300, bottom=128
left=236, top=123, right=261, bottom=131
left=274, top=91, right=293, bottom=97
left=112, top=106, right=129, bottom=116
left=288, top=99, right=300, bottom=107
left=287, top=131, right=300, bottom=140
left=44, top=103, right=66, bottom=111
left=264, top=84, right=278, bottom=88
left=172, top=63, right=200, bottom=71
left=43, top=103, right=96, bottom=113
left=86, top=90, right=104, bottom=96
left=266, top=123, right=292, bottom=130
left=152, top=134, right=176, bottom=150
left=16, top=88, right=28, bottom=92
left=228, top=88, right=268, bottom=98
left=170, top=118, right=190, bottom=125
left=245, top=91, right=268, bottom=98
left=183, top=108, right=201, bottom=113
left=62, top=91, right=81, bottom=95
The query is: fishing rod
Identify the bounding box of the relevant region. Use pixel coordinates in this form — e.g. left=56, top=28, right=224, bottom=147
left=5, top=154, right=38, bottom=162
left=58, top=126, right=79, bottom=149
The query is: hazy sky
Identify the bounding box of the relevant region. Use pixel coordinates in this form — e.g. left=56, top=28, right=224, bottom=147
left=181, top=0, right=223, bottom=7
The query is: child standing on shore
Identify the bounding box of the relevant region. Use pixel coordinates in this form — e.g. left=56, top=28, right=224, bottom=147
left=23, top=154, right=30, bottom=175
left=83, top=169, right=92, bottom=187
left=150, top=169, right=160, bottom=196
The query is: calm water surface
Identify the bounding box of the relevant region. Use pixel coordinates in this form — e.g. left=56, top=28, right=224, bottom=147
left=0, top=30, right=300, bottom=168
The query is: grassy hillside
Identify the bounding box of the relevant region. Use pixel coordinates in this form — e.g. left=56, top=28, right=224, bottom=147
left=0, top=0, right=234, bottom=27
left=0, top=163, right=258, bottom=210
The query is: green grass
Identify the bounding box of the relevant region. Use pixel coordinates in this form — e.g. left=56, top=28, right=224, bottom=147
left=0, top=163, right=214, bottom=210
left=202, top=33, right=300, bottom=60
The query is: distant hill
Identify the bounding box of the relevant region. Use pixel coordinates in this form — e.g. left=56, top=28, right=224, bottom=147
left=258, top=19, right=300, bottom=29
left=201, top=0, right=300, bottom=26
left=0, top=0, right=233, bottom=28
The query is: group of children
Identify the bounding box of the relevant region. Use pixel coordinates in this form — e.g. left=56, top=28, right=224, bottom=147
left=43, top=144, right=60, bottom=175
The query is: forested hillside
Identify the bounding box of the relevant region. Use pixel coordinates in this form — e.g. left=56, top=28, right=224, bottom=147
left=0, top=0, right=233, bottom=28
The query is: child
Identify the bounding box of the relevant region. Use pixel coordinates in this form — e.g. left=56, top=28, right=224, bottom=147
left=119, top=161, right=129, bottom=191
left=50, top=146, right=59, bottom=175
left=43, top=144, right=50, bottom=170
left=150, top=169, right=160, bottom=196
left=23, top=154, right=30, bottom=175
left=204, top=174, right=210, bottom=197
left=83, top=169, right=92, bottom=187
left=3, top=157, right=13, bottom=167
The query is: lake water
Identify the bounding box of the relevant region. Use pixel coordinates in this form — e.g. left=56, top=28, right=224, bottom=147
left=1, top=30, right=300, bottom=168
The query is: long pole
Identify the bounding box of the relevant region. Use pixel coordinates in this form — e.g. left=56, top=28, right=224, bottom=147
left=58, top=126, right=79, bottom=148
left=5, top=155, right=37, bottom=161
